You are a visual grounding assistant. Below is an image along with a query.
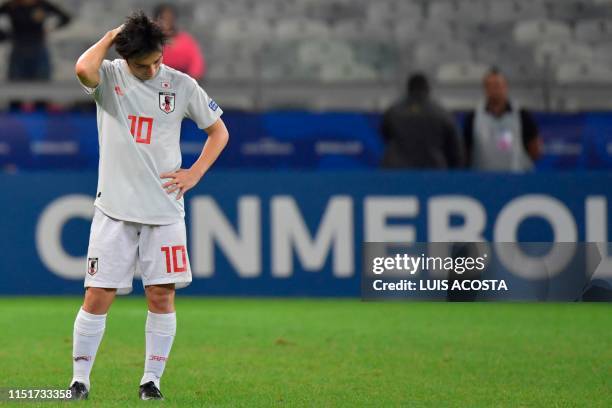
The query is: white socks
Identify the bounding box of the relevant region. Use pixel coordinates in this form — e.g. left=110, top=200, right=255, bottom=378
left=140, top=311, right=176, bottom=389
left=71, top=307, right=106, bottom=390
left=71, top=308, right=176, bottom=391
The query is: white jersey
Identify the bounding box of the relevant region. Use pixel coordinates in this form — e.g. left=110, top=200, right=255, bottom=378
left=79, top=59, right=222, bottom=225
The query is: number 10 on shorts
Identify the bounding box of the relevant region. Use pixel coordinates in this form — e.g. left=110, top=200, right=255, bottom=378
left=161, top=245, right=187, bottom=273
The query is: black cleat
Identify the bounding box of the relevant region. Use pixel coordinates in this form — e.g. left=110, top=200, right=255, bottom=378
left=68, top=381, right=89, bottom=400
left=139, top=381, right=164, bottom=400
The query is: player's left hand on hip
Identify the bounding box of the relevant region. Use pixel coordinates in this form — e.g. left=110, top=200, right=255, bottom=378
left=160, top=168, right=201, bottom=200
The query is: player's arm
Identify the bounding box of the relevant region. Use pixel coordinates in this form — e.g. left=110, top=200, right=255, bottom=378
left=520, top=109, right=542, bottom=161
left=75, top=25, right=122, bottom=88
left=42, top=0, right=71, bottom=29
left=161, top=118, right=229, bottom=200
left=191, top=118, right=229, bottom=178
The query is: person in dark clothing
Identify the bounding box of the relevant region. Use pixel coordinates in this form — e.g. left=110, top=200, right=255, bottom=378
left=0, top=0, right=71, bottom=80
left=380, top=73, right=464, bottom=169
left=463, top=68, right=542, bottom=172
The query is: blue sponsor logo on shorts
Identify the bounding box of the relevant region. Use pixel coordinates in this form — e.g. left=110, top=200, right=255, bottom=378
left=209, top=100, right=219, bottom=111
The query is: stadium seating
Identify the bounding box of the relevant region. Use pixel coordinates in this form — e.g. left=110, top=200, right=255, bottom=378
left=534, top=41, right=594, bottom=68
left=574, top=18, right=612, bottom=42
left=513, top=19, right=572, bottom=45
left=555, top=61, right=612, bottom=84
left=414, top=41, right=472, bottom=69
left=488, top=1, right=548, bottom=24
left=436, top=61, right=489, bottom=84
left=1, top=0, right=611, bottom=110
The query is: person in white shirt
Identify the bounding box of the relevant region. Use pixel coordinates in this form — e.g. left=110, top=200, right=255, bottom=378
left=68, top=11, right=229, bottom=401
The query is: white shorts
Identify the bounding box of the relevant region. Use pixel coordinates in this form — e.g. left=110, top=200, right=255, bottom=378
left=85, top=207, right=192, bottom=295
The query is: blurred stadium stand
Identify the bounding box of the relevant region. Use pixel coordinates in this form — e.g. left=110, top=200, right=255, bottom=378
left=1, top=0, right=612, bottom=111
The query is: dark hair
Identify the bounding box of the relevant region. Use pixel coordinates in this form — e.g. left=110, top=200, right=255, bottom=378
left=406, top=72, right=430, bottom=99
left=115, top=11, right=168, bottom=60
left=484, top=66, right=504, bottom=80
left=153, top=3, right=177, bottom=20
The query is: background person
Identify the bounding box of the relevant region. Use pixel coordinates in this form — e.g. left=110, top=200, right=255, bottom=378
left=463, top=68, right=542, bottom=172
left=380, top=73, right=464, bottom=169
left=0, top=0, right=70, bottom=80
left=154, top=3, right=205, bottom=80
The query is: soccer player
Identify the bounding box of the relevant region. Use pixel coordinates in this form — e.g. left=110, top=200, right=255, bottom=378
left=68, top=11, right=229, bottom=401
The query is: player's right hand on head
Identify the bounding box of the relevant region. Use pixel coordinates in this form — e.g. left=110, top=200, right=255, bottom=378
left=109, top=25, right=124, bottom=42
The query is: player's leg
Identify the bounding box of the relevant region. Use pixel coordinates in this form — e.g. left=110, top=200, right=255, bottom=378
left=137, top=220, right=192, bottom=400
left=139, top=284, right=176, bottom=400
left=70, top=287, right=117, bottom=399
left=70, top=208, right=139, bottom=399
left=83, top=287, right=117, bottom=314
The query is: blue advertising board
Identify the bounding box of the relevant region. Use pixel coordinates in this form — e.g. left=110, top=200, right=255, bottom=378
left=2, top=111, right=612, bottom=170
left=1, top=171, right=611, bottom=296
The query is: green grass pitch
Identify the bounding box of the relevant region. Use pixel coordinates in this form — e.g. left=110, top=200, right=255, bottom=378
left=0, top=297, right=610, bottom=407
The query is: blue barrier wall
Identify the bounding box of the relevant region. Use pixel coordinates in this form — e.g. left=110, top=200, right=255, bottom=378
left=1, top=111, right=612, bottom=170
left=1, top=171, right=611, bottom=296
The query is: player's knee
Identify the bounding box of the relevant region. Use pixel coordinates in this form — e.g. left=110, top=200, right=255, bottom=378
left=83, top=287, right=116, bottom=314
left=147, top=295, right=174, bottom=313
left=146, top=285, right=175, bottom=313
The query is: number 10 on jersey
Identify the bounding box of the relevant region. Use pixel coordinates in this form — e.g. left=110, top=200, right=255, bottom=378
left=128, top=115, right=153, bottom=144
